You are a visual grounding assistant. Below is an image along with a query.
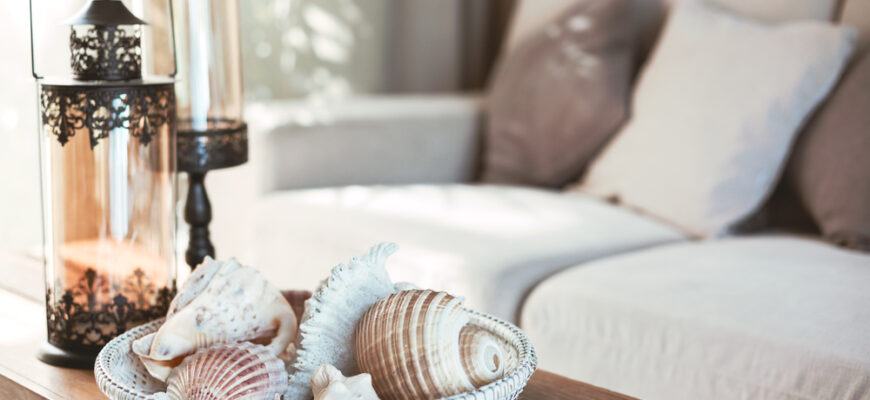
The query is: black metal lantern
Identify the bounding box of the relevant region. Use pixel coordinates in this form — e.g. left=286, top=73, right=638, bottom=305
left=30, top=0, right=178, bottom=368
left=173, top=0, right=248, bottom=269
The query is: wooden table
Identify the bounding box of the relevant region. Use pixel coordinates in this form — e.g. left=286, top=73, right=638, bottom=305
left=0, top=253, right=635, bottom=400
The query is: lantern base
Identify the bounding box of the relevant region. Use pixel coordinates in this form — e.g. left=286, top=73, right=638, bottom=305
left=36, top=341, right=97, bottom=369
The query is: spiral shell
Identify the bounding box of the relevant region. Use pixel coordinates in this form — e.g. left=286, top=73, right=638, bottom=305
left=459, top=326, right=506, bottom=388
left=354, top=289, right=506, bottom=399
left=133, top=257, right=297, bottom=382
left=164, top=342, right=289, bottom=400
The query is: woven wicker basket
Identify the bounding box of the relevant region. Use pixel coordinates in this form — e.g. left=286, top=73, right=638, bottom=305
left=95, top=310, right=537, bottom=400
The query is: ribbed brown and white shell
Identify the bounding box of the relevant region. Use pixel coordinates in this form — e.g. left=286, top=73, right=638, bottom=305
left=354, top=290, right=507, bottom=399
left=132, top=257, right=297, bottom=382
left=163, top=342, right=289, bottom=400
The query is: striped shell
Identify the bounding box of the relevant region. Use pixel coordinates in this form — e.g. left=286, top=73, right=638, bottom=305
left=164, top=342, right=289, bottom=400
left=354, top=290, right=506, bottom=399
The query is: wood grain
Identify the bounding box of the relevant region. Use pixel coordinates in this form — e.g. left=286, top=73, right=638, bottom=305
left=0, top=282, right=634, bottom=400
left=0, top=289, right=106, bottom=400
left=0, top=372, right=44, bottom=400
left=521, top=370, right=637, bottom=400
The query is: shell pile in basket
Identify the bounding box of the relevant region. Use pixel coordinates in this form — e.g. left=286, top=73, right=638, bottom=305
left=95, top=243, right=537, bottom=400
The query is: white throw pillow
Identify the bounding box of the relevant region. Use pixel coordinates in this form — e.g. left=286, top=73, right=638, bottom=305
left=578, top=0, right=856, bottom=237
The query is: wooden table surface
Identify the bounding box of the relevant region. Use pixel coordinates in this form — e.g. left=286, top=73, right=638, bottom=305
left=0, top=252, right=635, bottom=400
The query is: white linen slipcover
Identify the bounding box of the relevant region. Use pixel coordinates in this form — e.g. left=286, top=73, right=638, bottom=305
left=248, top=184, right=685, bottom=322
left=522, top=236, right=870, bottom=400
left=249, top=95, right=484, bottom=191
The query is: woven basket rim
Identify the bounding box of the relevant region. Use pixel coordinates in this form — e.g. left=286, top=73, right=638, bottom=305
left=95, top=310, right=537, bottom=400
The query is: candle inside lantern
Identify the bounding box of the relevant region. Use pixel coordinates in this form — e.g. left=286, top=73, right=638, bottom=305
left=59, top=239, right=171, bottom=299
left=49, top=239, right=174, bottom=348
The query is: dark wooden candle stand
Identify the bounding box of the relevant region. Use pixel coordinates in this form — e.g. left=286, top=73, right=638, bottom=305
left=177, top=121, right=248, bottom=269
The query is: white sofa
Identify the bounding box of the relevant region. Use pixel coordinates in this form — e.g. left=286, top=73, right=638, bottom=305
left=240, top=0, right=870, bottom=398
left=523, top=236, right=870, bottom=399
left=250, top=184, right=685, bottom=321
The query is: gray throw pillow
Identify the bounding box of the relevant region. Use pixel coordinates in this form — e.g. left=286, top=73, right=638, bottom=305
left=482, top=0, right=634, bottom=187
left=784, top=50, right=870, bottom=251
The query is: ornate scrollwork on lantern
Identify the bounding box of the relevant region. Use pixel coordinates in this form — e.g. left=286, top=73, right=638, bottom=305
left=45, top=267, right=176, bottom=352
left=70, top=26, right=143, bottom=81
left=39, top=83, right=175, bottom=148
left=177, top=120, right=249, bottom=172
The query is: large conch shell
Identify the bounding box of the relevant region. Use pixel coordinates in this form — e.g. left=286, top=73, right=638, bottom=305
left=162, top=342, right=289, bottom=400
left=355, top=290, right=507, bottom=399
left=311, top=364, right=380, bottom=400
left=133, top=257, right=297, bottom=381
left=286, top=243, right=399, bottom=399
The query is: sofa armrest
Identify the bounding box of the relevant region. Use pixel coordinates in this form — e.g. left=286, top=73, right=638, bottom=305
left=246, top=94, right=484, bottom=191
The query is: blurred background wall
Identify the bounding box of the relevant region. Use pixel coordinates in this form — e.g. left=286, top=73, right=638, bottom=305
left=242, top=0, right=514, bottom=101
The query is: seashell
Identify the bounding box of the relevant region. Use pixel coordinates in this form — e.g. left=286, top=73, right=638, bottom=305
left=354, top=290, right=507, bottom=400
left=164, top=342, right=289, bottom=400
left=286, top=243, right=399, bottom=400
left=133, top=257, right=297, bottom=381
left=311, top=364, right=380, bottom=400
left=459, top=326, right=506, bottom=388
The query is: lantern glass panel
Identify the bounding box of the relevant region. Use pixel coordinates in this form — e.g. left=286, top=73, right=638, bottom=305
left=39, top=82, right=178, bottom=354
left=174, top=0, right=244, bottom=133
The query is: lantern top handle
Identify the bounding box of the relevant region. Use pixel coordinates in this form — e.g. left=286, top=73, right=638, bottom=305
left=29, top=0, right=38, bottom=79
left=29, top=0, right=178, bottom=79
left=64, top=0, right=148, bottom=27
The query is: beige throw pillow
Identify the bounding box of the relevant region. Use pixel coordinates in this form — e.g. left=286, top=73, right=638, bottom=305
left=578, top=1, right=856, bottom=237
left=482, top=0, right=634, bottom=187
left=784, top=50, right=870, bottom=251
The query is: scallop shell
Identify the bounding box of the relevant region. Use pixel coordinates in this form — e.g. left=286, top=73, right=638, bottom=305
left=311, top=364, right=380, bottom=400
left=133, top=257, right=297, bottom=381
left=163, top=342, right=289, bottom=400
left=286, top=243, right=399, bottom=399
left=354, top=290, right=507, bottom=399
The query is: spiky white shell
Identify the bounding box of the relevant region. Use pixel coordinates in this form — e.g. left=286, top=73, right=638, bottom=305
left=286, top=243, right=399, bottom=400
left=132, top=257, right=297, bottom=382
left=311, top=364, right=380, bottom=400
left=355, top=290, right=507, bottom=400
left=163, top=342, right=288, bottom=400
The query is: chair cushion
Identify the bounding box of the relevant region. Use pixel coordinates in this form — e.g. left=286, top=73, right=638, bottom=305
left=247, top=184, right=685, bottom=322
left=522, top=236, right=870, bottom=400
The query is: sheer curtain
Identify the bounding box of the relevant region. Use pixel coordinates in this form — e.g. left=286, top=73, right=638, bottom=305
left=385, top=0, right=515, bottom=92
